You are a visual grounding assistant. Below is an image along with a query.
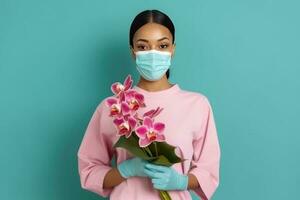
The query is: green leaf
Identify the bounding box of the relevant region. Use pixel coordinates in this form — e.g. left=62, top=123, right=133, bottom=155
left=150, top=155, right=172, bottom=166
left=113, top=132, right=188, bottom=166
left=113, top=132, right=154, bottom=160
left=154, top=141, right=183, bottom=163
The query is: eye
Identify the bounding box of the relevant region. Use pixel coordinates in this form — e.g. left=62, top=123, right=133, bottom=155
left=137, top=45, right=147, bottom=50
left=160, top=44, right=169, bottom=49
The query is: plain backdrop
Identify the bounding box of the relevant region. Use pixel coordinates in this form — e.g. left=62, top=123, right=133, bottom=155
left=0, top=0, right=299, bottom=199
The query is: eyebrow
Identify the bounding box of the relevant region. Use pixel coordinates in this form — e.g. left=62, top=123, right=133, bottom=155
left=136, top=37, right=169, bottom=43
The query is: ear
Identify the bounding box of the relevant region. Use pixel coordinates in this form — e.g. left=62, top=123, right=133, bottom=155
left=130, top=46, right=136, bottom=60
left=171, top=43, right=176, bottom=58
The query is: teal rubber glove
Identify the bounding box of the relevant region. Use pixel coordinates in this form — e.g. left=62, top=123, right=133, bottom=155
left=117, top=157, right=149, bottom=178
left=144, top=163, right=188, bottom=191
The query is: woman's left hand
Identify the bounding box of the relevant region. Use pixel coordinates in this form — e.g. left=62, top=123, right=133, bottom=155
left=144, top=163, right=188, bottom=191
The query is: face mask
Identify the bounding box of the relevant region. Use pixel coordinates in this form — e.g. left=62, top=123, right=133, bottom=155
left=135, top=49, right=172, bottom=81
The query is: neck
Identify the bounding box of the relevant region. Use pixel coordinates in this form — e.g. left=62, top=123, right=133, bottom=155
left=136, top=75, right=173, bottom=92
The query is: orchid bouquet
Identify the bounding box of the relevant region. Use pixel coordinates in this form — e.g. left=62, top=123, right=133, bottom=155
left=105, top=74, right=186, bottom=200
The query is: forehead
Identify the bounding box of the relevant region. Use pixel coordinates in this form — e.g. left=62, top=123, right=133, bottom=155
left=133, top=22, right=173, bottom=42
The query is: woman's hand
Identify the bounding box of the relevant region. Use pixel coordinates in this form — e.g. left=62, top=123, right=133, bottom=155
left=117, top=157, right=149, bottom=178
left=144, top=163, right=188, bottom=191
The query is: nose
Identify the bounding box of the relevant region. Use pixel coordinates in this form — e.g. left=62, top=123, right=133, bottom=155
left=150, top=44, right=163, bottom=51
left=149, top=45, right=156, bottom=50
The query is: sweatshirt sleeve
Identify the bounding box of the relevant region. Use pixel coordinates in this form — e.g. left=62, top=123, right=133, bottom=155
left=188, top=96, right=221, bottom=200
left=77, top=99, right=114, bottom=197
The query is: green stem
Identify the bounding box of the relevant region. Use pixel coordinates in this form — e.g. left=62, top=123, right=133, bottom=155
left=141, top=148, right=147, bottom=155
left=158, top=190, right=171, bottom=200
left=154, top=142, right=158, bottom=157
left=144, top=146, right=153, bottom=157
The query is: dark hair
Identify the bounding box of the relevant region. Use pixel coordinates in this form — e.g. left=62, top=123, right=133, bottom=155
left=129, top=9, right=175, bottom=79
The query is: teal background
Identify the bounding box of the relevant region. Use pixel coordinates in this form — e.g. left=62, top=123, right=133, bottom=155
left=0, top=0, right=299, bottom=199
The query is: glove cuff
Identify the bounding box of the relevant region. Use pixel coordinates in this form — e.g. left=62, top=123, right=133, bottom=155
left=179, top=174, right=189, bottom=190
left=117, top=163, right=130, bottom=179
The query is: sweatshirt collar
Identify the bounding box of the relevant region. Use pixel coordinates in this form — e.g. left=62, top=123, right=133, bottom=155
left=132, top=83, right=180, bottom=99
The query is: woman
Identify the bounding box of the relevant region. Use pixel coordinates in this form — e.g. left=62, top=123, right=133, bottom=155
left=77, top=9, right=221, bottom=200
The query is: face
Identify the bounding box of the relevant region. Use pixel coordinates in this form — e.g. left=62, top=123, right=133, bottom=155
left=130, top=22, right=176, bottom=60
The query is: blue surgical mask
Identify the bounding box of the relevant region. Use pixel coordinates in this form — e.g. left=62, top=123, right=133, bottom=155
left=135, top=49, right=172, bottom=81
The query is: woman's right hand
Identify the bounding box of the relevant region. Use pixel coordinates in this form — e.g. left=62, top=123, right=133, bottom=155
left=117, top=157, right=149, bottom=178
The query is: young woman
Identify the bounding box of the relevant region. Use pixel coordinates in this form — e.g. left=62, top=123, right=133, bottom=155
left=77, top=9, right=221, bottom=200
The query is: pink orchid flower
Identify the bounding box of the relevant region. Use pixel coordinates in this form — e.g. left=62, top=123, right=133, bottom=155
left=143, top=107, right=164, bottom=119
left=135, top=116, right=166, bottom=148
left=132, top=106, right=163, bottom=123
left=111, top=75, right=133, bottom=97
left=113, top=115, right=137, bottom=138
left=105, top=97, right=131, bottom=118
left=124, top=89, right=146, bottom=111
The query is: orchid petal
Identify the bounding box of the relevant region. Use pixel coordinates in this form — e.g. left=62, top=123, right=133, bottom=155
left=143, top=109, right=155, bottom=117
left=121, top=102, right=131, bottom=114
left=143, top=116, right=153, bottom=129
left=125, top=90, right=135, bottom=98
left=124, top=75, right=133, bottom=90
left=134, top=93, right=144, bottom=103
left=128, top=117, right=137, bottom=129
left=153, top=122, right=165, bottom=134
left=111, top=82, right=122, bottom=95
left=125, top=131, right=132, bottom=138
left=113, top=117, right=124, bottom=126
left=135, top=126, right=147, bottom=139
left=139, top=138, right=151, bottom=148
left=106, top=97, right=118, bottom=107
left=152, top=107, right=164, bottom=118
left=155, top=134, right=166, bottom=142
left=119, top=91, right=126, bottom=102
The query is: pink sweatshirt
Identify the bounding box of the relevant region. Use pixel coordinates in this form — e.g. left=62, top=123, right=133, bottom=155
left=77, top=83, right=221, bottom=200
